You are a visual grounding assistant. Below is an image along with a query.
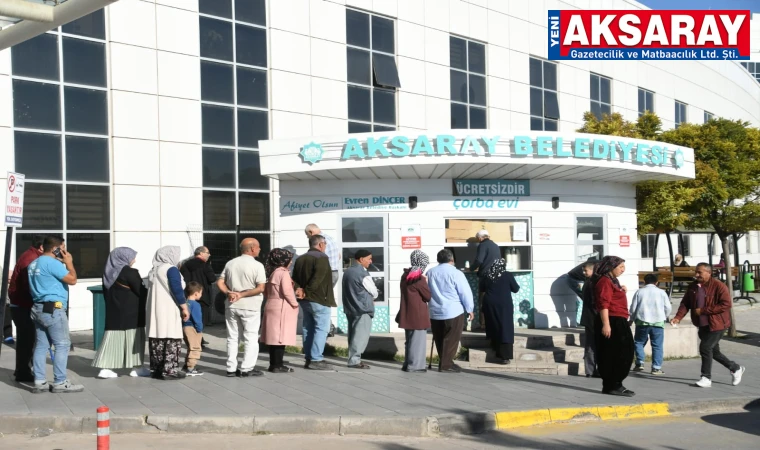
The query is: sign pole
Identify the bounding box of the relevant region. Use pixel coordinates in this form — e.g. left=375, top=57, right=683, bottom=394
left=1, top=172, right=26, bottom=359
left=0, top=226, right=12, bottom=359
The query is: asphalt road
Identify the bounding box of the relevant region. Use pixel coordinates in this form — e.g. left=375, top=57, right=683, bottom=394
left=1, top=411, right=758, bottom=450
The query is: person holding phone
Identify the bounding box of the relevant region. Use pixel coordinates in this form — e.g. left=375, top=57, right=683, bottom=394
left=28, top=236, right=83, bottom=393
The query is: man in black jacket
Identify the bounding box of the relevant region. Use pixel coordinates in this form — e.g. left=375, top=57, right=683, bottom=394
left=180, top=247, right=217, bottom=340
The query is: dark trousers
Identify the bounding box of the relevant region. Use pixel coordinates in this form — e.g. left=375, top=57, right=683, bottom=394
left=3, top=304, right=12, bottom=338
left=199, top=302, right=211, bottom=327
left=11, top=307, right=35, bottom=379
left=431, top=314, right=465, bottom=370
left=698, top=326, right=740, bottom=379
left=584, top=324, right=598, bottom=376
left=490, top=338, right=513, bottom=360
left=269, top=345, right=285, bottom=369
left=595, top=315, right=634, bottom=392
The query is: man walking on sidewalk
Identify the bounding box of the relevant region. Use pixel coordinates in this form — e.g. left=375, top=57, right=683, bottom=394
left=630, top=273, right=671, bottom=375
left=671, top=263, right=746, bottom=387
left=342, top=249, right=378, bottom=369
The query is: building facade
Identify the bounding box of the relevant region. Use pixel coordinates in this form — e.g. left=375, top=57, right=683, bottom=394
left=0, top=0, right=759, bottom=331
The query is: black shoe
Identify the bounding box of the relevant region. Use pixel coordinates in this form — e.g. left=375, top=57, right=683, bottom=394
left=439, top=364, right=462, bottom=373
left=268, top=366, right=294, bottom=373
left=164, top=371, right=186, bottom=380
left=201, top=338, right=209, bottom=345
left=305, top=361, right=331, bottom=371
left=185, top=368, right=204, bottom=376
left=604, top=387, right=635, bottom=397
left=239, top=369, right=264, bottom=377
left=227, top=371, right=238, bottom=377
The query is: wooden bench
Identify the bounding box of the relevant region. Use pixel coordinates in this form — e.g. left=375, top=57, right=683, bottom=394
left=638, top=271, right=673, bottom=289
left=657, top=266, right=695, bottom=283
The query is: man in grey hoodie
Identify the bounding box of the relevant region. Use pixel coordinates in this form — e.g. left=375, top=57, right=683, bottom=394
left=342, top=249, right=378, bottom=369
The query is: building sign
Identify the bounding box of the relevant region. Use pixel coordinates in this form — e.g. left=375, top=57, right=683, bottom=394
left=281, top=197, right=341, bottom=214
left=452, top=198, right=520, bottom=210
left=620, top=235, right=631, bottom=247
left=281, top=196, right=408, bottom=214
left=401, top=224, right=421, bottom=249
left=344, top=196, right=408, bottom=211
left=453, top=179, right=530, bottom=197
left=5, top=172, right=25, bottom=227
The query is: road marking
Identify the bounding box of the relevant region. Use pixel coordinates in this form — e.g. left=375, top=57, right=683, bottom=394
left=494, top=403, right=671, bottom=430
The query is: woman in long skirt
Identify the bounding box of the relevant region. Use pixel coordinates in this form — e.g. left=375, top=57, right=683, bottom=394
left=592, top=255, right=635, bottom=397
left=93, top=247, right=151, bottom=378
left=261, top=249, right=299, bottom=373
left=480, top=258, right=520, bottom=364
left=146, top=246, right=190, bottom=380
left=398, top=250, right=432, bottom=373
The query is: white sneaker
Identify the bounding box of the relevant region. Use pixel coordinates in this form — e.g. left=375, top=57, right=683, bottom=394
left=129, top=367, right=152, bottom=378
left=97, top=369, right=118, bottom=379
left=732, top=366, right=746, bottom=386
left=695, top=376, right=712, bottom=388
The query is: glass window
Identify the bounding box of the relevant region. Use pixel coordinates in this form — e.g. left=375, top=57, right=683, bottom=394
left=544, top=91, right=560, bottom=120
left=63, top=37, right=107, bottom=87
left=641, top=235, right=657, bottom=258
left=67, top=185, right=110, bottom=230
left=65, top=136, right=109, bottom=183
left=704, top=111, right=714, bottom=123
left=600, top=77, right=611, bottom=104
left=201, top=61, right=234, bottom=103
left=347, top=85, right=371, bottom=122
left=239, top=192, right=270, bottom=230
left=374, top=125, right=395, bottom=132
left=372, top=53, right=401, bottom=88
left=679, top=234, right=691, bottom=257
left=590, top=74, right=600, bottom=100
left=200, top=17, right=233, bottom=61
left=451, top=37, right=487, bottom=128
left=241, top=232, right=271, bottom=263
left=61, top=9, right=105, bottom=39
left=14, top=132, right=61, bottom=181
left=468, top=41, right=486, bottom=74
left=11, top=33, right=59, bottom=81
left=543, top=61, right=557, bottom=91
left=235, top=0, right=266, bottom=25
left=236, top=24, right=267, bottom=67
left=346, top=9, right=370, bottom=48
left=530, top=87, right=543, bottom=116
left=468, top=74, right=486, bottom=106
left=529, top=58, right=559, bottom=130
left=238, top=151, right=269, bottom=190
left=20, top=183, right=63, bottom=230
left=451, top=103, right=467, bottom=129
left=343, top=247, right=385, bottom=272
left=675, top=101, right=687, bottom=127
left=342, top=217, right=384, bottom=242
left=529, top=57, right=542, bottom=87
left=450, top=37, right=466, bottom=70
left=348, top=122, right=371, bottom=134
left=530, top=117, right=543, bottom=131
left=450, top=69, right=467, bottom=103
left=202, top=147, right=236, bottom=188
left=577, top=217, right=604, bottom=240
left=67, top=233, right=110, bottom=278
left=638, top=88, right=654, bottom=116
left=372, top=89, right=395, bottom=125
left=237, top=108, right=268, bottom=148
left=371, top=15, right=394, bottom=53
left=544, top=119, right=558, bottom=131
left=15, top=233, right=60, bottom=259
left=64, top=87, right=108, bottom=134
left=202, top=104, right=235, bottom=146
left=203, top=233, right=237, bottom=273
left=203, top=191, right=236, bottom=230
left=347, top=48, right=371, bottom=85
left=470, top=107, right=487, bottom=129
left=13, top=80, right=61, bottom=130
left=200, top=0, right=232, bottom=18
left=236, top=66, right=267, bottom=107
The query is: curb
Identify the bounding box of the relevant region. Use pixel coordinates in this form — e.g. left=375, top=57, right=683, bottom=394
left=0, top=397, right=757, bottom=437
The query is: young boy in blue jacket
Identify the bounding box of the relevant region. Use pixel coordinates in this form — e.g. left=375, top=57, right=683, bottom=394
left=182, top=281, right=204, bottom=376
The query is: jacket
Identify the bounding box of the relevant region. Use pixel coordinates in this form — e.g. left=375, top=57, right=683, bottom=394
left=105, top=266, right=148, bottom=330
left=397, top=269, right=432, bottom=330
left=8, top=247, right=42, bottom=308
left=292, top=250, right=336, bottom=308
left=674, top=277, right=732, bottom=332
left=342, top=263, right=377, bottom=318
left=472, top=238, right=500, bottom=276
left=180, top=257, right=217, bottom=306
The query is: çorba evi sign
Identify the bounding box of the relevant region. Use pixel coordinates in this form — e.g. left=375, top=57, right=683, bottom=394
left=299, top=134, right=686, bottom=168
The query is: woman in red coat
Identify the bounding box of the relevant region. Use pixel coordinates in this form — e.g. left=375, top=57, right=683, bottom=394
left=397, top=250, right=432, bottom=373
left=261, top=249, right=299, bottom=373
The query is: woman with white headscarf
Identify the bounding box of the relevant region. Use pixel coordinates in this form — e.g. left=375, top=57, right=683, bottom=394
left=93, top=247, right=150, bottom=379
left=480, top=258, right=520, bottom=365
left=146, top=246, right=190, bottom=380
left=397, top=250, right=432, bottom=373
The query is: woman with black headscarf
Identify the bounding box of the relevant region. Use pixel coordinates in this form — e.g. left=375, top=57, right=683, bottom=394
left=480, top=258, right=520, bottom=364
left=398, top=250, right=432, bottom=373
left=592, top=255, right=634, bottom=396
left=261, top=248, right=298, bottom=373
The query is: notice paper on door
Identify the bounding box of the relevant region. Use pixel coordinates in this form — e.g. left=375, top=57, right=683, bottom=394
left=512, top=222, right=527, bottom=241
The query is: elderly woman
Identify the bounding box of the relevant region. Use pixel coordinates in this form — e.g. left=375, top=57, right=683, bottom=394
left=93, top=247, right=150, bottom=379
left=146, top=246, right=189, bottom=380
left=398, top=250, right=432, bottom=373
left=592, top=256, right=634, bottom=397
left=480, top=258, right=520, bottom=365
left=261, top=248, right=299, bottom=373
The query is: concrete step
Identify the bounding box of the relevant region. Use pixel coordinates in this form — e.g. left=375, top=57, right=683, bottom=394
left=466, top=348, right=586, bottom=376
left=461, top=331, right=585, bottom=350
left=458, top=358, right=585, bottom=376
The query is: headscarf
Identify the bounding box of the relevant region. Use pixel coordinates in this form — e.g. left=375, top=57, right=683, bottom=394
left=406, top=250, right=429, bottom=282
left=103, top=247, right=137, bottom=289
left=148, top=246, right=181, bottom=284
left=265, top=248, right=293, bottom=280
left=592, top=255, right=625, bottom=288
left=486, top=258, right=507, bottom=281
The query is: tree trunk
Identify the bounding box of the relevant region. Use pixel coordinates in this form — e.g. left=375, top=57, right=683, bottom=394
left=721, top=238, right=737, bottom=337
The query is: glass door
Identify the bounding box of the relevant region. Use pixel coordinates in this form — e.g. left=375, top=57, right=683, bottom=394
left=339, top=214, right=388, bottom=303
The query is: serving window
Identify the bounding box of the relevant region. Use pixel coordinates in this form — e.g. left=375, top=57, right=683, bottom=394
left=444, top=218, right=532, bottom=271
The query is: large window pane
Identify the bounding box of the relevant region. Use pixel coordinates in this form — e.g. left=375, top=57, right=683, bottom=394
left=67, top=233, right=110, bottom=279
left=374, top=125, right=395, bottom=132
left=577, top=217, right=604, bottom=240
left=63, top=38, right=107, bottom=87
left=202, top=147, right=235, bottom=188
left=470, top=106, right=486, bottom=129
left=199, top=0, right=232, bottom=18
left=469, top=74, right=486, bottom=106
left=530, top=117, right=543, bottom=131
left=577, top=244, right=604, bottom=263
left=203, top=191, right=235, bottom=230
left=239, top=192, right=270, bottom=231
left=591, top=101, right=601, bottom=120
left=11, top=33, right=58, bottom=81
left=346, top=9, right=370, bottom=48
left=590, top=75, right=600, bottom=101
left=65, top=87, right=107, bottom=134
left=450, top=70, right=467, bottom=103
left=529, top=58, right=542, bottom=87
left=544, top=119, right=558, bottom=131
left=342, top=217, right=384, bottom=242
left=451, top=103, right=467, bottom=129
left=236, top=24, right=267, bottom=67
left=14, top=132, right=61, bottom=180
left=529, top=87, right=543, bottom=117
left=468, top=41, right=486, bottom=74
left=373, top=89, right=395, bottom=125
left=202, top=104, right=235, bottom=146
left=450, top=36, right=466, bottom=70
left=21, top=183, right=63, bottom=230
left=236, top=66, right=267, bottom=107
left=235, top=0, right=266, bottom=25
left=343, top=247, right=385, bottom=272
left=200, top=17, right=233, bottom=61
left=543, top=61, right=557, bottom=91
left=67, top=185, right=109, bottom=230
left=347, top=85, right=371, bottom=122
left=646, top=92, right=654, bottom=112
left=13, top=80, right=61, bottom=130
left=203, top=233, right=237, bottom=274
left=347, top=48, right=371, bottom=85
left=201, top=61, right=234, bottom=103
left=237, top=109, right=268, bottom=148
left=349, top=122, right=371, bottom=133
left=66, top=136, right=109, bottom=183
left=372, top=53, right=401, bottom=88
left=601, top=103, right=611, bottom=116
left=371, top=15, right=394, bottom=53
left=61, top=9, right=105, bottom=39
left=238, top=151, right=269, bottom=190
left=544, top=91, right=560, bottom=119
left=16, top=233, right=60, bottom=259
left=600, top=77, right=611, bottom=104
left=240, top=232, right=271, bottom=264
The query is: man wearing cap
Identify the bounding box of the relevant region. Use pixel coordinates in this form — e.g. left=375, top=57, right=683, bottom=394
left=471, top=229, right=500, bottom=329
left=342, top=249, right=378, bottom=369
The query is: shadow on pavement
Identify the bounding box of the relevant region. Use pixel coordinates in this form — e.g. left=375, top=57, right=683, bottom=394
left=699, top=409, right=760, bottom=437
left=725, top=330, right=760, bottom=349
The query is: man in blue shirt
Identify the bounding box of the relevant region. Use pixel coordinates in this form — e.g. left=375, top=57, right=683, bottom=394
left=28, top=236, right=82, bottom=393
left=427, top=249, right=474, bottom=373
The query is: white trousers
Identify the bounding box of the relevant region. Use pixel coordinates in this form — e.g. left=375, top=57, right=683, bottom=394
left=225, top=308, right=260, bottom=372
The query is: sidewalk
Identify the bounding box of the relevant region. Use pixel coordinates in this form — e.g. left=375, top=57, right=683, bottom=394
left=1, top=309, right=759, bottom=436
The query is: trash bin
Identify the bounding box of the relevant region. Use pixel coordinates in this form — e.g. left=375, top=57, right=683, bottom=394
left=88, top=285, right=106, bottom=351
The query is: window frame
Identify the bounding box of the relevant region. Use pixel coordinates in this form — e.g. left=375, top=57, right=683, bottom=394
left=641, top=234, right=657, bottom=259
left=637, top=87, right=654, bottom=117
left=450, top=35, right=487, bottom=129
left=575, top=215, right=607, bottom=264
left=337, top=213, right=389, bottom=305
left=675, top=100, right=687, bottom=128
left=529, top=56, right=559, bottom=131
left=703, top=111, right=714, bottom=123
left=589, top=73, right=612, bottom=120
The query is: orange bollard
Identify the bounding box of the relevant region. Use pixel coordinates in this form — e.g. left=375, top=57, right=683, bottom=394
left=97, top=406, right=110, bottom=450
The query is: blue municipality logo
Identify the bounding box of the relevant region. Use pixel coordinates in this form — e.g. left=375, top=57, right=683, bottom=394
left=300, top=142, right=324, bottom=164
left=673, top=149, right=685, bottom=169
